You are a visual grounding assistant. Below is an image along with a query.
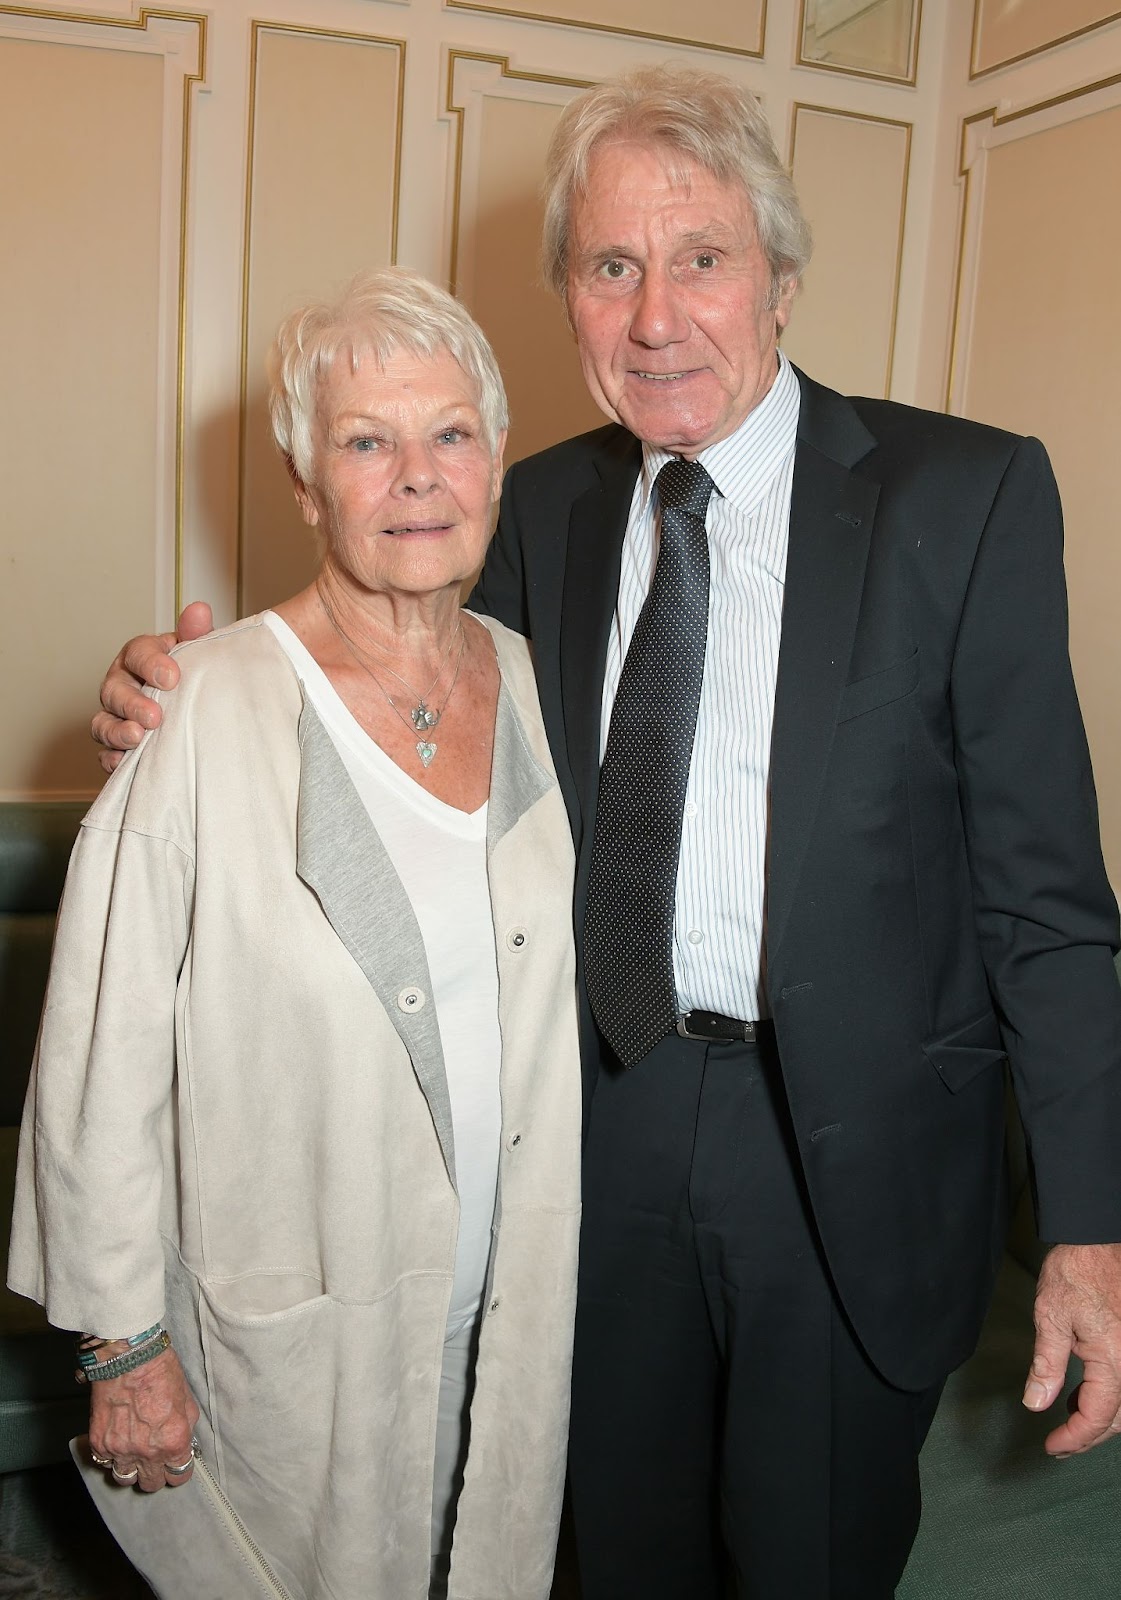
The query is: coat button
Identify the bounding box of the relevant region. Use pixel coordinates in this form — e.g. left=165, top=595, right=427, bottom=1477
left=488, top=1297, right=500, bottom=1314
left=397, top=987, right=426, bottom=1012
left=506, top=1131, right=522, bottom=1151
left=506, top=927, right=528, bottom=951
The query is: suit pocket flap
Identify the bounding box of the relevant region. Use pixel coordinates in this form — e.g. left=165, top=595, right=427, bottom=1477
left=837, top=651, right=919, bottom=723
left=923, top=1011, right=1008, bottom=1093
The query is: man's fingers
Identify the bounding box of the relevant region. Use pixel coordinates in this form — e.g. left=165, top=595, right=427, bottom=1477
left=176, top=600, right=214, bottom=642
left=118, top=632, right=181, bottom=697
left=1045, top=1372, right=1121, bottom=1455
left=91, top=711, right=151, bottom=753
left=1023, top=1323, right=1072, bottom=1411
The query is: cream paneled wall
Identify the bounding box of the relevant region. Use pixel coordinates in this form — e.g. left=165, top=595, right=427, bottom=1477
left=4, top=0, right=1120, bottom=892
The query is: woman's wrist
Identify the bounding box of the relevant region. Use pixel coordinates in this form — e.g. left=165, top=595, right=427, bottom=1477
left=76, top=1322, right=171, bottom=1383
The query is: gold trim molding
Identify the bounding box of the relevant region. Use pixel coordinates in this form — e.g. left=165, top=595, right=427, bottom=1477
left=946, top=69, right=1121, bottom=411
left=236, top=21, right=406, bottom=616
left=445, top=0, right=766, bottom=61
left=0, top=4, right=207, bottom=614
left=444, top=51, right=590, bottom=297
left=795, top=0, right=923, bottom=87
left=789, top=101, right=912, bottom=397
left=970, top=1, right=1121, bottom=81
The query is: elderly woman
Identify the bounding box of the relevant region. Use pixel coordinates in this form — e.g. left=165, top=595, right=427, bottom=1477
left=8, top=268, right=580, bottom=1600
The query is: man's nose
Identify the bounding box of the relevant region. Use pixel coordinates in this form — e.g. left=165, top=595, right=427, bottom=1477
left=629, top=269, right=689, bottom=347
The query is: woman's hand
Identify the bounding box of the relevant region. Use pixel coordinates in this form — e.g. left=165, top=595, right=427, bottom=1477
left=88, top=1346, right=201, bottom=1492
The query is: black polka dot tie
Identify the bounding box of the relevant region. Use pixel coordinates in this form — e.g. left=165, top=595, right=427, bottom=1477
left=583, top=457, right=714, bottom=1068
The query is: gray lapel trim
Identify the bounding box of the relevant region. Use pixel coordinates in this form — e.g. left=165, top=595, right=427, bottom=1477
left=294, top=700, right=456, bottom=1187
left=484, top=645, right=557, bottom=852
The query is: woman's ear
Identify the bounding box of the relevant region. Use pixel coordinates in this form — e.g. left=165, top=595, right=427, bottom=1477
left=491, top=429, right=508, bottom=503
left=287, top=457, right=321, bottom=528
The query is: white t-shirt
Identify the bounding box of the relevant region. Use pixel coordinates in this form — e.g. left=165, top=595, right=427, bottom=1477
left=263, top=612, right=501, bottom=1338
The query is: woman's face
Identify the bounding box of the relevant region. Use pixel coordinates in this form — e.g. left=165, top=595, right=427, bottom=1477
left=294, top=344, right=505, bottom=602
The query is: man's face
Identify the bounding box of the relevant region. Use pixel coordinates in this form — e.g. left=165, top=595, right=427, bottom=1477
left=566, top=140, right=796, bottom=457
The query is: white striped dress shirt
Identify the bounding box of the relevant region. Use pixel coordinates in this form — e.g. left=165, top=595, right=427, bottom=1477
left=599, top=352, right=801, bottom=1021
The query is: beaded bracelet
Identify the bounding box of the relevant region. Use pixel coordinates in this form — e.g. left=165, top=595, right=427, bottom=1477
left=76, top=1322, right=164, bottom=1370
left=75, top=1328, right=171, bottom=1385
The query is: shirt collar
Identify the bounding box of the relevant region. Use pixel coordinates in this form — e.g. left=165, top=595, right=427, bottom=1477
left=638, top=351, right=801, bottom=518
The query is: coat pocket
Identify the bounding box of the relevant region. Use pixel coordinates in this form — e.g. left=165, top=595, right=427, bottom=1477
left=922, top=1011, right=1008, bottom=1093
left=71, top=1436, right=296, bottom=1599
left=836, top=650, right=919, bottom=723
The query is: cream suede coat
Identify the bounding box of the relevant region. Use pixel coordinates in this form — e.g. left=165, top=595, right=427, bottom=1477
left=10, top=615, right=581, bottom=1600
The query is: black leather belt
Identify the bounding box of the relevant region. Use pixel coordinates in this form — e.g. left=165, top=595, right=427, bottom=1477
left=675, top=1010, right=763, bottom=1043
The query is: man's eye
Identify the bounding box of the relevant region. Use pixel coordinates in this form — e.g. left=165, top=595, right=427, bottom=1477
left=437, top=428, right=465, bottom=445
left=693, top=252, right=717, bottom=270
left=600, top=259, right=628, bottom=279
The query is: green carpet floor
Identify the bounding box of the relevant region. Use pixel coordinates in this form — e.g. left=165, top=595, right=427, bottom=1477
left=2, top=1257, right=1117, bottom=1597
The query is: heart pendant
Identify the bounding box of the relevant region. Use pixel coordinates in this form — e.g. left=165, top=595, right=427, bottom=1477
left=416, top=741, right=437, bottom=768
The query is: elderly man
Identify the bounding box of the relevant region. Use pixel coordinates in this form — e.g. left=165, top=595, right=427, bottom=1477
left=95, top=66, right=1121, bottom=1600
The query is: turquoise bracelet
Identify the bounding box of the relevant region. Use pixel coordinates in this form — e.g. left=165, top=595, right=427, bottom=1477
left=75, top=1328, right=171, bottom=1385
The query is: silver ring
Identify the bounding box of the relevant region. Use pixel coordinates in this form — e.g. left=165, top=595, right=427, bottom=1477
left=164, top=1436, right=200, bottom=1474
left=111, top=1465, right=139, bottom=1484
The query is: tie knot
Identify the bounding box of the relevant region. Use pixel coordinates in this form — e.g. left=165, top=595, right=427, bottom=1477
left=656, top=457, right=715, bottom=520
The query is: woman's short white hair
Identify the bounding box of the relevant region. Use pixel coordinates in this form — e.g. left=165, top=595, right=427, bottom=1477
left=542, top=65, right=812, bottom=308
left=269, top=267, right=509, bottom=482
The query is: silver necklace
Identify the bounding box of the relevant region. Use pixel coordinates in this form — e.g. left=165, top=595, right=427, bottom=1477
left=318, top=590, right=466, bottom=768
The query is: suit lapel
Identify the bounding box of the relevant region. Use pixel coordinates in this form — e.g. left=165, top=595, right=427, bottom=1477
left=559, top=430, right=642, bottom=840
left=765, top=375, right=880, bottom=969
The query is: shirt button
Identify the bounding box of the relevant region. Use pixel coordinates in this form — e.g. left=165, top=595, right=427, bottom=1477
left=397, top=986, right=426, bottom=1012
left=687, top=930, right=704, bottom=946
left=506, top=927, right=528, bottom=951
left=684, top=801, right=698, bottom=818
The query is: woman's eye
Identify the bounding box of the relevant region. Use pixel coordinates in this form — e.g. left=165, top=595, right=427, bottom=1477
left=351, top=437, right=378, bottom=452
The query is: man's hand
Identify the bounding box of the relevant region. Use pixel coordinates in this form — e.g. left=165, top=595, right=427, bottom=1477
left=1023, top=1241, right=1121, bottom=1455
left=91, top=601, right=214, bottom=774
left=89, top=1346, right=201, bottom=1492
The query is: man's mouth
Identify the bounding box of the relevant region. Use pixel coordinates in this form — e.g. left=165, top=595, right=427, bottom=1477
left=634, top=370, right=690, bottom=382
left=383, top=522, right=450, bottom=536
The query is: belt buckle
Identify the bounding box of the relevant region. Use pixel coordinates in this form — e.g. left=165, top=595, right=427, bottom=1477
left=675, top=1012, right=758, bottom=1043
left=675, top=1013, right=708, bottom=1041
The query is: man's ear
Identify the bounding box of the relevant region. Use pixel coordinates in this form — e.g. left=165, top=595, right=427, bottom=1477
left=287, top=457, right=321, bottom=528
left=774, top=273, right=798, bottom=334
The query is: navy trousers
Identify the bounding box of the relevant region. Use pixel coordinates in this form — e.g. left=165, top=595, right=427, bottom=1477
left=568, top=1030, right=942, bottom=1599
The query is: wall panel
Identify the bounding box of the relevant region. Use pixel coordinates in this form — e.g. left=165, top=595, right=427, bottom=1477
left=0, top=8, right=202, bottom=797
left=972, top=0, right=1121, bottom=77
left=446, top=0, right=765, bottom=57
left=798, top=0, right=921, bottom=83
left=955, top=97, right=1121, bottom=881
left=446, top=53, right=603, bottom=466
left=239, top=25, right=404, bottom=615
left=783, top=106, right=910, bottom=398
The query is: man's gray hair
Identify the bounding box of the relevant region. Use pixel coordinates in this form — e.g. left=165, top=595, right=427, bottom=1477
left=269, top=266, right=509, bottom=482
left=542, top=65, right=812, bottom=308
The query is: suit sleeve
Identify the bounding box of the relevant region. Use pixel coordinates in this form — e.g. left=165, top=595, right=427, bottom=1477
left=469, top=464, right=532, bottom=637
left=950, top=435, right=1121, bottom=1241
